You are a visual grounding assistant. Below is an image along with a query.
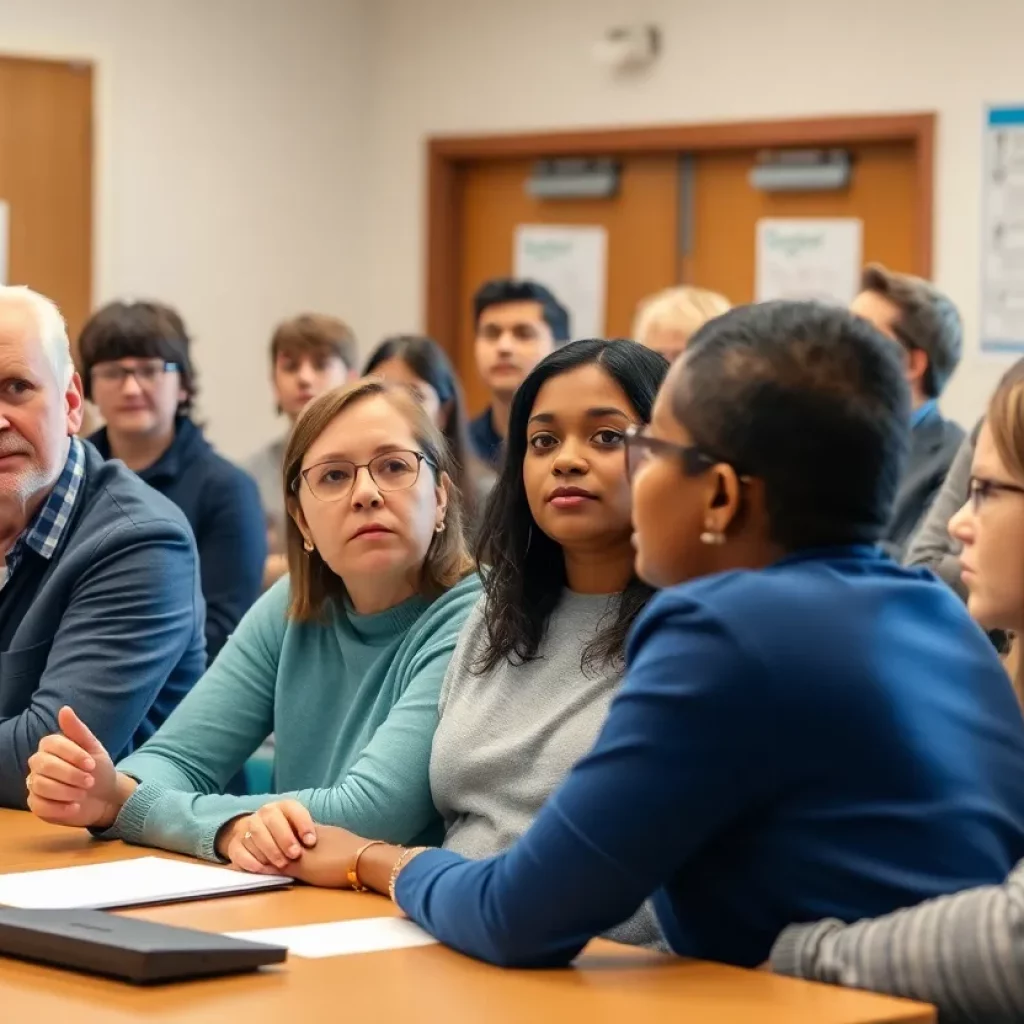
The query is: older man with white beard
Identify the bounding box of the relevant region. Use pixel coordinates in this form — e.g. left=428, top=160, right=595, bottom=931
left=0, top=286, right=204, bottom=809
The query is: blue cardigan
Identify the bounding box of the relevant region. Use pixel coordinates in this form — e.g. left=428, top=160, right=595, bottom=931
left=395, top=547, right=1024, bottom=968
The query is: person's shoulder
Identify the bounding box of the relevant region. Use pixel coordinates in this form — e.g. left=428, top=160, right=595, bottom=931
left=194, top=441, right=262, bottom=506
left=414, top=573, right=484, bottom=638
left=78, top=442, right=193, bottom=543
left=936, top=412, right=967, bottom=452
left=244, top=437, right=284, bottom=474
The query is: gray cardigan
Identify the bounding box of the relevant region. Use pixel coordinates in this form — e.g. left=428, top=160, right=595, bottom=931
left=904, top=420, right=982, bottom=595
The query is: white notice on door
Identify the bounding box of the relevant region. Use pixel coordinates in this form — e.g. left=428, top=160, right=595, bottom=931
left=755, top=218, right=862, bottom=306
left=513, top=225, right=607, bottom=340
left=0, top=202, right=8, bottom=286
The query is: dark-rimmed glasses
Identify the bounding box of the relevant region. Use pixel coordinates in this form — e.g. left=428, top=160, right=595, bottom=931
left=968, top=475, right=1024, bottom=514
left=624, top=424, right=720, bottom=481
left=91, top=361, right=180, bottom=388
left=293, top=450, right=436, bottom=502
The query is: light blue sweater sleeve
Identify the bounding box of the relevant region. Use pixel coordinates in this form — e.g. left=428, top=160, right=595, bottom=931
left=106, top=575, right=480, bottom=862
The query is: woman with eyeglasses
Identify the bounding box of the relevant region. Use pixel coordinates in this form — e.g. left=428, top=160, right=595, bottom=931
left=770, top=357, right=1024, bottom=1024
left=238, top=340, right=670, bottom=945
left=260, top=302, right=1024, bottom=970
left=79, top=301, right=266, bottom=665
left=25, top=380, right=480, bottom=866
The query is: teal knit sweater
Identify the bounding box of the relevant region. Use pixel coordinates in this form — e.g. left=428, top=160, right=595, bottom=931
left=102, top=573, right=481, bottom=861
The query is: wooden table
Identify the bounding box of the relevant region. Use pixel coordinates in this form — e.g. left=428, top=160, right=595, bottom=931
left=0, top=811, right=934, bottom=1023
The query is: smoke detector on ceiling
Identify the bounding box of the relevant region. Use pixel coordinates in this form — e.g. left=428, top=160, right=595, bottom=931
left=592, top=24, right=661, bottom=72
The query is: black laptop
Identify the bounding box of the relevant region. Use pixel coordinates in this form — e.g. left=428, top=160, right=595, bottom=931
left=0, top=907, right=287, bottom=984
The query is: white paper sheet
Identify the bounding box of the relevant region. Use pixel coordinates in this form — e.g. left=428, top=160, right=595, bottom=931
left=513, top=224, right=607, bottom=340
left=755, top=218, right=862, bottom=306
left=0, top=201, right=8, bottom=286
left=0, top=856, right=292, bottom=910
left=228, top=917, right=437, bottom=959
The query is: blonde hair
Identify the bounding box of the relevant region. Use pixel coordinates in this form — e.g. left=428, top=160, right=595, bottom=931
left=283, top=379, right=474, bottom=621
left=632, top=286, right=731, bottom=349
left=988, top=357, right=1024, bottom=484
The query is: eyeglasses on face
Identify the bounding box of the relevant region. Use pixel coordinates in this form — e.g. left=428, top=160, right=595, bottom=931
left=293, top=449, right=436, bottom=503
left=623, top=424, right=723, bottom=481
left=968, top=475, right=1024, bottom=514
left=91, top=361, right=180, bottom=387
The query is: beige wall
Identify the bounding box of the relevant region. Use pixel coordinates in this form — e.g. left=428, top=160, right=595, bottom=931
left=2, top=0, right=368, bottom=458
left=3, top=0, right=1021, bottom=455
left=361, top=0, right=1024, bottom=430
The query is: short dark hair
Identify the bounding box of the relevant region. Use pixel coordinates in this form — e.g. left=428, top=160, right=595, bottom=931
left=270, top=314, right=358, bottom=370
left=78, top=300, right=196, bottom=412
left=473, top=278, right=571, bottom=342
left=364, top=335, right=478, bottom=521
left=475, top=338, right=669, bottom=673
left=860, top=263, right=962, bottom=398
left=677, top=301, right=910, bottom=550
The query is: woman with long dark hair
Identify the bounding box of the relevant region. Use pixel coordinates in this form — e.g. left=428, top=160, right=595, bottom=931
left=364, top=335, right=492, bottom=523
left=244, top=339, right=670, bottom=946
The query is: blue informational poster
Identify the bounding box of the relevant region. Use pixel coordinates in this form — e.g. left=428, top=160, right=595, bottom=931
left=981, top=107, right=1024, bottom=354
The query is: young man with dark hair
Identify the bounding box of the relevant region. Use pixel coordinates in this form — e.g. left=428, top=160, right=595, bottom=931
left=246, top=314, right=357, bottom=586
left=850, top=264, right=965, bottom=556
left=81, top=300, right=265, bottom=664
left=469, top=279, right=571, bottom=469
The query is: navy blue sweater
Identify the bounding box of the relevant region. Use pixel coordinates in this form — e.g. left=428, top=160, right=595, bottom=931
left=0, top=442, right=206, bottom=808
left=396, top=547, right=1024, bottom=968
left=91, top=419, right=265, bottom=664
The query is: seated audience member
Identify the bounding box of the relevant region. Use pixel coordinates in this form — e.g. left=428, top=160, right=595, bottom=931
left=850, top=264, right=965, bottom=557
left=247, top=314, right=356, bottom=586
left=905, top=422, right=981, bottom=597
left=771, top=358, right=1024, bottom=1023
left=26, top=380, right=480, bottom=861
left=364, top=335, right=493, bottom=523
left=632, top=285, right=731, bottom=363
left=0, top=287, right=204, bottom=809
left=80, top=301, right=265, bottom=664
left=264, top=302, right=1024, bottom=970
left=468, top=279, right=570, bottom=471
left=230, top=340, right=670, bottom=947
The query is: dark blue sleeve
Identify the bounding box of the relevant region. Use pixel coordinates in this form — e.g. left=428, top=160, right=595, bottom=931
left=0, top=519, right=202, bottom=809
left=196, top=465, right=267, bottom=663
left=395, top=594, right=775, bottom=967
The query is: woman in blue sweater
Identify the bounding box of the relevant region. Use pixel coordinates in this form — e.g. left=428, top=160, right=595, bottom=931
left=25, top=380, right=480, bottom=865
left=278, top=301, right=1024, bottom=969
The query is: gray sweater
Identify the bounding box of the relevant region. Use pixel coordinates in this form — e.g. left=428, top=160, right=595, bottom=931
left=904, top=423, right=980, bottom=597
left=771, top=856, right=1024, bottom=1023
left=430, top=590, right=663, bottom=948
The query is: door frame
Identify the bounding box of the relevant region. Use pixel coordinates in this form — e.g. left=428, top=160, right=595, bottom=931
left=425, top=112, right=935, bottom=347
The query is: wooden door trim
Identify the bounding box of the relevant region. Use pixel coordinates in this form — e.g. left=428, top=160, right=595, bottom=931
left=425, top=112, right=935, bottom=348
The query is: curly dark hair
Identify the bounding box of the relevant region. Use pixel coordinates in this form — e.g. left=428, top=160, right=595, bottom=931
left=474, top=338, right=669, bottom=674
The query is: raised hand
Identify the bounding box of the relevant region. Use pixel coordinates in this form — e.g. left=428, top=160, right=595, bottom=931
left=26, top=706, right=133, bottom=828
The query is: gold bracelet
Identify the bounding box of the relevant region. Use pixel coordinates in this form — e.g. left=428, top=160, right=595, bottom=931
left=388, top=846, right=427, bottom=903
left=347, top=839, right=385, bottom=892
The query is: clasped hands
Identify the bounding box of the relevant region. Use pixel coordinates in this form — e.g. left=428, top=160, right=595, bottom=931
left=216, top=801, right=372, bottom=888
left=25, top=705, right=373, bottom=890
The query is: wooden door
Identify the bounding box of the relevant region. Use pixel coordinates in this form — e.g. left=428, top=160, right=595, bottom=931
left=456, top=155, right=679, bottom=413
left=0, top=56, right=93, bottom=344
left=683, top=142, right=918, bottom=303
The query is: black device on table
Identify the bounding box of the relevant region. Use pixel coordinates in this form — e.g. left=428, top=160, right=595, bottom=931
left=0, top=906, right=287, bottom=984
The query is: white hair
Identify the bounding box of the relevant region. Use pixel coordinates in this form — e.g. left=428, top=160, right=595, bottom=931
left=0, top=285, right=75, bottom=388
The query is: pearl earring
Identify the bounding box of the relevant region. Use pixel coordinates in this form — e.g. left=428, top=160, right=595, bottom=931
left=434, top=521, right=446, bottom=534
left=303, top=539, right=315, bottom=553
left=700, top=529, right=726, bottom=546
